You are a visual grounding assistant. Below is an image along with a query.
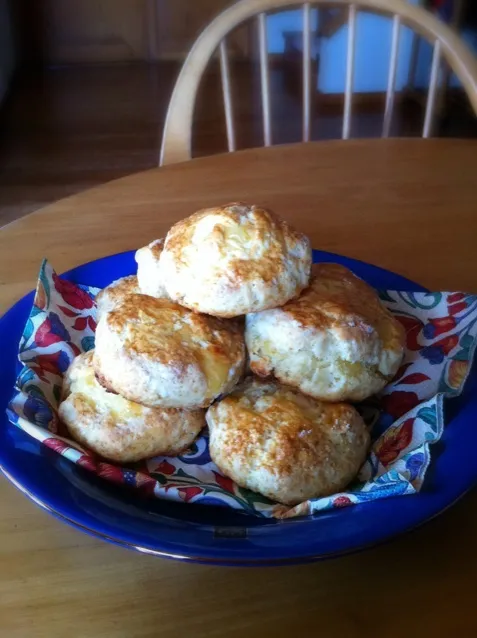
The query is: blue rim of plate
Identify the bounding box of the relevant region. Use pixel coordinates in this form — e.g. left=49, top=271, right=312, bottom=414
left=1, top=249, right=477, bottom=566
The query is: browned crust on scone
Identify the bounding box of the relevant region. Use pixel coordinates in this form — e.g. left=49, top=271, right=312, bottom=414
left=95, top=275, right=139, bottom=309
left=149, top=238, right=165, bottom=260
left=215, top=392, right=362, bottom=479
left=207, top=378, right=370, bottom=505
left=278, top=263, right=405, bottom=356
left=104, top=294, right=245, bottom=368
left=164, top=202, right=311, bottom=289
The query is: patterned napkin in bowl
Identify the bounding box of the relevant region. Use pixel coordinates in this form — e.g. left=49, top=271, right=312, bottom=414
left=7, top=261, right=477, bottom=519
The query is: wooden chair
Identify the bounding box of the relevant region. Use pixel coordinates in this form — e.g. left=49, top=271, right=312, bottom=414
left=160, top=0, right=477, bottom=166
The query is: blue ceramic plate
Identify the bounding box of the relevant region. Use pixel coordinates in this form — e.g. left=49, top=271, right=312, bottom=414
left=1, top=250, right=477, bottom=566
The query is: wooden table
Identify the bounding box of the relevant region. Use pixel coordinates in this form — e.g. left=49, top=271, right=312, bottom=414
left=1, top=139, right=477, bottom=637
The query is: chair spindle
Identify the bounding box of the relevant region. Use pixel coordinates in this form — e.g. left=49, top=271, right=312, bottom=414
left=382, top=14, right=401, bottom=138
left=258, top=12, right=272, bottom=146
left=423, top=40, right=441, bottom=138
left=343, top=4, right=357, bottom=140
left=302, top=3, right=312, bottom=142
left=220, top=38, right=236, bottom=152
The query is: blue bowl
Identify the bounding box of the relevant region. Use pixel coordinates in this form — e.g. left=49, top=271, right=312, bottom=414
left=1, top=250, right=476, bottom=566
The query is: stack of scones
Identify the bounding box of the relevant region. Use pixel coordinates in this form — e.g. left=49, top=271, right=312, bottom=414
left=59, top=203, right=405, bottom=506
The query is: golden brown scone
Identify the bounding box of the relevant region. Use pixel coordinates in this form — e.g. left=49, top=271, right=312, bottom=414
left=95, top=275, right=140, bottom=320
left=246, top=263, right=405, bottom=402
left=206, top=378, right=369, bottom=505
left=59, top=351, right=205, bottom=463
left=93, top=294, right=246, bottom=409
left=159, top=202, right=312, bottom=317
left=135, top=238, right=170, bottom=299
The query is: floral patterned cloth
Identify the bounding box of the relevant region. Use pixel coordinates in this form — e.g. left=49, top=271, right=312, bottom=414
left=7, top=261, right=477, bottom=519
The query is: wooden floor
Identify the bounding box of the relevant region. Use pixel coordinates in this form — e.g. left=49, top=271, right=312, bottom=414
left=0, top=61, right=475, bottom=227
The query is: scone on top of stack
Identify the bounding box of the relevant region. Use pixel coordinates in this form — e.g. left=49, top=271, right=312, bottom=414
left=136, top=202, right=312, bottom=317
left=58, top=201, right=405, bottom=507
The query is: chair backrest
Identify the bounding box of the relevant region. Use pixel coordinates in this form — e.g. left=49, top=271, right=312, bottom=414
left=160, top=0, right=477, bottom=166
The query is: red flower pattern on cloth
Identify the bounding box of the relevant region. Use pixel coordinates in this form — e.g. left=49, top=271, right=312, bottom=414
left=58, top=305, right=79, bottom=318
left=449, top=301, right=467, bottom=316
left=381, top=391, right=420, bottom=419
left=135, top=472, right=157, bottom=496
left=213, top=471, right=235, bottom=494
left=448, top=292, right=465, bottom=304
left=436, top=335, right=459, bottom=354
left=392, top=362, right=412, bottom=383
left=52, top=273, right=93, bottom=310
left=36, top=313, right=70, bottom=347
left=423, top=316, right=457, bottom=339
left=375, top=418, right=415, bottom=466
left=398, top=373, right=431, bottom=385
left=36, top=318, right=63, bottom=347
left=178, top=487, right=203, bottom=503
left=33, top=352, right=71, bottom=377
left=333, top=496, right=353, bottom=508
left=73, top=317, right=88, bottom=331
left=43, top=437, right=71, bottom=455
left=97, top=463, right=124, bottom=484
left=77, top=454, right=97, bottom=472
left=421, top=334, right=459, bottom=365
left=155, top=460, right=175, bottom=475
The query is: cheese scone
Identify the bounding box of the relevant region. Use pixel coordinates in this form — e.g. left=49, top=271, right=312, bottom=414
left=158, top=203, right=312, bottom=317
left=246, top=263, right=405, bottom=402
left=207, top=378, right=369, bottom=506
left=94, top=294, right=245, bottom=408
left=95, top=275, right=140, bottom=321
left=59, top=351, right=205, bottom=463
